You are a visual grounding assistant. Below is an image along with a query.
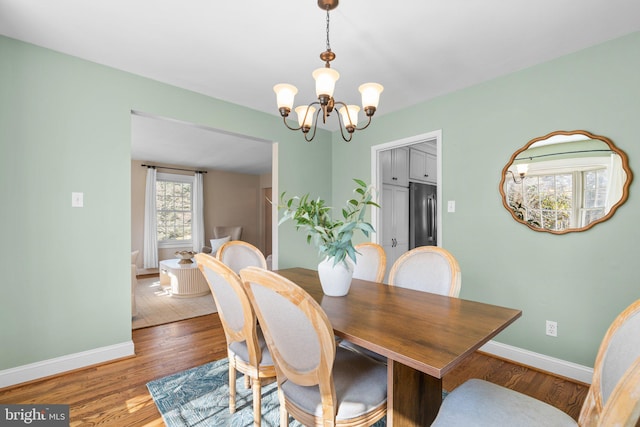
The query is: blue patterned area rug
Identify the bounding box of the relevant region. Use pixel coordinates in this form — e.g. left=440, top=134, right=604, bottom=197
left=147, top=358, right=386, bottom=426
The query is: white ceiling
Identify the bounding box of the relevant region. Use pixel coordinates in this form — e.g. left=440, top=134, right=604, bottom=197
left=130, top=112, right=273, bottom=175
left=2, top=0, right=639, bottom=174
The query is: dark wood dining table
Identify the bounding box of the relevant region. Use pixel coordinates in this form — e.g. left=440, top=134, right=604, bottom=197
left=274, top=267, right=522, bottom=427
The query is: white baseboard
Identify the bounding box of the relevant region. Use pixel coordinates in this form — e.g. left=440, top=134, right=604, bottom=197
left=0, top=339, right=592, bottom=389
left=0, top=341, right=135, bottom=389
left=481, top=340, right=593, bottom=384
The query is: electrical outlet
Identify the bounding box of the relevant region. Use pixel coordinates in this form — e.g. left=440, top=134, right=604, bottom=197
left=546, top=320, right=558, bottom=337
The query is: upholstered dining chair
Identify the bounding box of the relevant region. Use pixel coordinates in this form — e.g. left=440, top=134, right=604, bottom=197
left=194, top=253, right=276, bottom=426
left=388, top=246, right=461, bottom=296
left=431, top=298, right=640, bottom=427
left=339, top=243, right=388, bottom=361
left=217, top=240, right=267, bottom=274
left=239, top=266, right=388, bottom=427
left=352, top=242, right=386, bottom=283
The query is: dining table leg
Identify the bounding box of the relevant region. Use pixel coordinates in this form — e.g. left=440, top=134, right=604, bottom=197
left=387, top=359, right=442, bottom=427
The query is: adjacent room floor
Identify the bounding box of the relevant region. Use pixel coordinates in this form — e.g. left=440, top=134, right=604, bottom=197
left=132, top=276, right=217, bottom=329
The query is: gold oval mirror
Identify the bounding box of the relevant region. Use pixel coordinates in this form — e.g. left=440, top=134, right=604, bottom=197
left=499, top=130, right=632, bottom=234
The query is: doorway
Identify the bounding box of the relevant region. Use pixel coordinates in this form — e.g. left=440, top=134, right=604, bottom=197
left=130, top=111, right=279, bottom=326
left=370, top=130, right=442, bottom=280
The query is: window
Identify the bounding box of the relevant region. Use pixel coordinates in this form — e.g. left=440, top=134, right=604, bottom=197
left=581, top=169, right=608, bottom=225
left=506, top=168, right=607, bottom=232
left=156, top=173, right=193, bottom=247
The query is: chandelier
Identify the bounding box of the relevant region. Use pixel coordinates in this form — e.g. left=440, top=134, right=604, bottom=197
left=273, top=0, right=384, bottom=142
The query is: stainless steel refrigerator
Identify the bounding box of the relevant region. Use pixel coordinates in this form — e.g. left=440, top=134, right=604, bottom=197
left=409, top=182, right=437, bottom=248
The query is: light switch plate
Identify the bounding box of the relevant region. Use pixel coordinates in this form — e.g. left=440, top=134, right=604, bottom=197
left=447, top=200, right=455, bottom=213
left=72, top=192, right=84, bottom=208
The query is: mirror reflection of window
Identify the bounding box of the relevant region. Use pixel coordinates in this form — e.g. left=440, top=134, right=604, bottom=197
left=506, top=167, right=608, bottom=232
left=499, top=130, right=632, bottom=234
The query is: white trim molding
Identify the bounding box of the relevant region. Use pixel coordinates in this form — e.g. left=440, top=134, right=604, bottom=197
left=0, top=341, right=134, bottom=389
left=370, top=130, right=443, bottom=246
left=0, top=338, right=593, bottom=389
left=481, top=340, right=594, bottom=384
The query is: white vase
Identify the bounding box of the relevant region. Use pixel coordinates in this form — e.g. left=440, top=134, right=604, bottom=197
left=317, top=256, right=354, bottom=296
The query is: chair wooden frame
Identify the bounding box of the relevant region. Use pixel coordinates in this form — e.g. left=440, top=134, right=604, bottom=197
left=597, top=356, right=640, bottom=426
left=388, top=246, right=461, bottom=296
left=239, top=266, right=387, bottom=427
left=353, top=242, right=387, bottom=283
left=217, top=240, right=267, bottom=272
left=195, top=253, right=275, bottom=426
left=431, top=299, right=640, bottom=427
left=216, top=240, right=267, bottom=274
left=578, top=299, right=640, bottom=426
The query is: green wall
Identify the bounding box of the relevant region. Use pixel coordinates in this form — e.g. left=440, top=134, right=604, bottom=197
left=0, top=35, right=330, bottom=371
left=331, top=32, right=640, bottom=367
left=1, top=30, right=639, bottom=375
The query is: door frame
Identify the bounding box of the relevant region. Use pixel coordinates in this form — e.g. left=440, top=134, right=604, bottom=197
left=370, top=130, right=443, bottom=247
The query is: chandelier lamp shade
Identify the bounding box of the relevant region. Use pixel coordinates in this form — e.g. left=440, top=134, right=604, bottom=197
left=273, top=0, right=384, bottom=142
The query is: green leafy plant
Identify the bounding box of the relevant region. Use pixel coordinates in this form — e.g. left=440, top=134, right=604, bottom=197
left=279, top=179, right=380, bottom=266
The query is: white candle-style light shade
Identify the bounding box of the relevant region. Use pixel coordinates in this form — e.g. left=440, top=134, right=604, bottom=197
left=273, top=84, right=298, bottom=111
left=295, top=105, right=316, bottom=129
left=339, top=105, right=360, bottom=128
left=359, top=82, right=384, bottom=109
left=516, top=163, right=529, bottom=176
left=312, top=68, right=340, bottom=98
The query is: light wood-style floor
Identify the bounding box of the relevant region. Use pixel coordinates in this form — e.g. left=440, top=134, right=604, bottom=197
left=0, top=313, right=589, bottom=426
left=132, top=276, right=216, bottom=329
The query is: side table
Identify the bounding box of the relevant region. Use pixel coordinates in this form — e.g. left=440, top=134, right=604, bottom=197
left=159, top=259, right=210, bottom=298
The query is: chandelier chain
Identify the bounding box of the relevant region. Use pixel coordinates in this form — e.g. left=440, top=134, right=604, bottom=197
left=325, top=7, right=331, bottom=52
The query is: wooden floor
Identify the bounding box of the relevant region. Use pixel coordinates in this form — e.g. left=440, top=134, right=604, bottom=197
left=0, top=313, right=589, bottom=426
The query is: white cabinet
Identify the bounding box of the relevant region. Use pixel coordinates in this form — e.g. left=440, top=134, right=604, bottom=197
left=381, top=184, right=409, bottom=281
left=409, top=148, right=437, bottom=184
left=381, top=147, right=409, bottom=187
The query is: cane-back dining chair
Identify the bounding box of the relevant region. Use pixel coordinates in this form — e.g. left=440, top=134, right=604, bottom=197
left=239, top=266, right=387, bottom=427
left=431, top=298, right=640, bottom=427
left=388, top=246, right=461, bottom=296
left=352, top=242, right=386, bottom=283
left=217, top=240, right=267, bottom=274
left=195, top=253, right=276, bottom=426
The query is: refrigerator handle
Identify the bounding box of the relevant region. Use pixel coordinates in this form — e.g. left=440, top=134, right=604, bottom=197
left=428, top=196, right=436, bottom=239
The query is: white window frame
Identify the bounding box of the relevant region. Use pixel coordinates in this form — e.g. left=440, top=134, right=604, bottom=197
left=508, top=166, right=607, bottom=231
left=579, top=168, right=608, bottom=226
left=156, top=172, right=194, bottom=249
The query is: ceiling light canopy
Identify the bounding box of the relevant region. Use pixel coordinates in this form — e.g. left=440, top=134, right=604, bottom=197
left=273, top=0, right=384, bottom=142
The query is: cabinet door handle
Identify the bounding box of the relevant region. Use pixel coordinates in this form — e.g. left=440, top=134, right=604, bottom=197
left=424, top=174, right=429, bottom=177
left=392, top=177, right=397, bottom=180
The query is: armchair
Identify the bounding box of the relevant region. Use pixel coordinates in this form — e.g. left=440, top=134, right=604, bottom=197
left=201, top=225, right=243, bottom=254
